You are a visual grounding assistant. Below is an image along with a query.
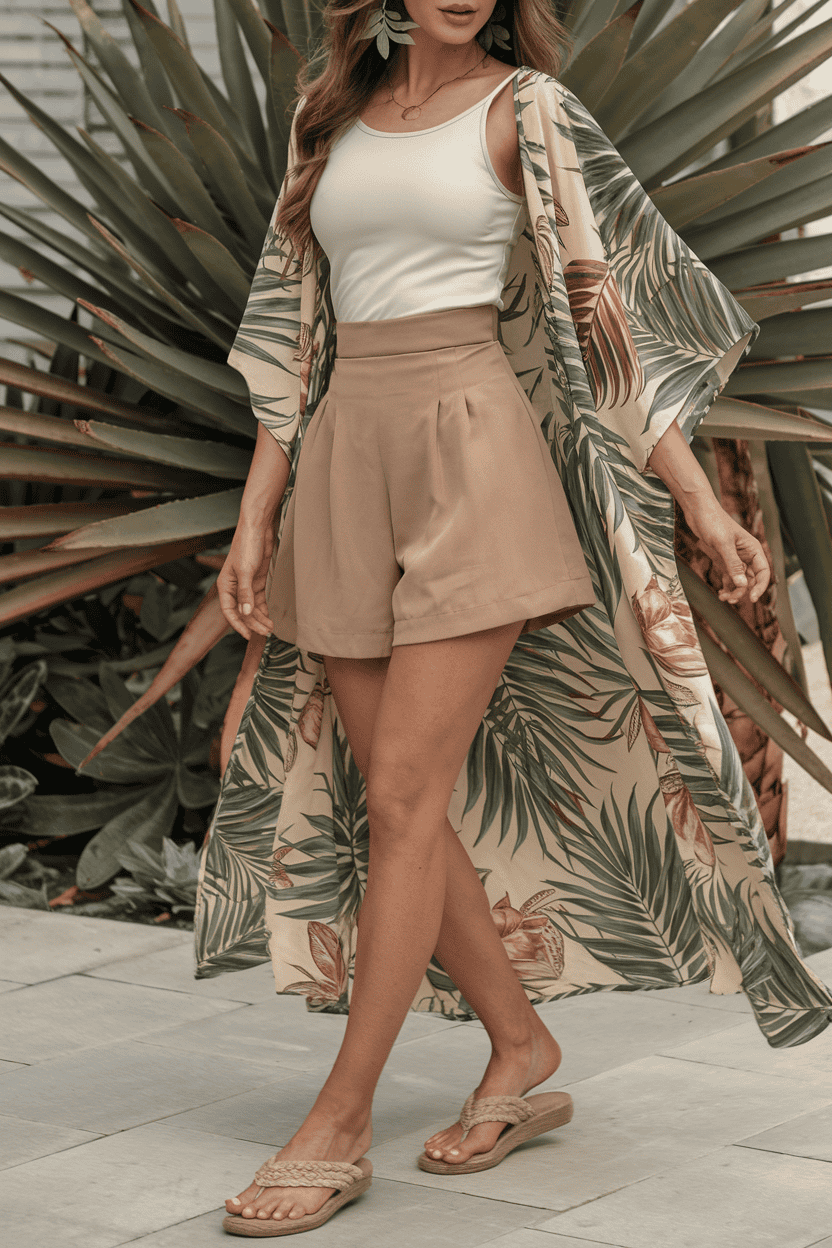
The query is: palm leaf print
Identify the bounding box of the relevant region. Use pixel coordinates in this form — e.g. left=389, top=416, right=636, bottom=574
left=564, top=258, right=646, bottom=409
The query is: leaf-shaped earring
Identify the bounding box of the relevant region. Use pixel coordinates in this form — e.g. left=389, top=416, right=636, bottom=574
left=477, top=2, right=511, bottom=52
left=358, top=0, right=420, bottom=59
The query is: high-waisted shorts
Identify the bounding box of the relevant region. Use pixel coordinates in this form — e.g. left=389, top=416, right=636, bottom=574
left=269, top=303, right=596, bottom=659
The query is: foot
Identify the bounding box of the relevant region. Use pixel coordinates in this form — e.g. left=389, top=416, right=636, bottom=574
left=225, top=1109, right=372, bottom=1224
left=422, top=1019, right=561, bottom=1165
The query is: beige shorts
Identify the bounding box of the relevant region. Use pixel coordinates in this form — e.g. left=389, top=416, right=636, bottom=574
left=269, top=303, right=596, bottom=659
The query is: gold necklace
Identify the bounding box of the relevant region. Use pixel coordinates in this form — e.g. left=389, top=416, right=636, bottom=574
left=385, top=49, right=489, bottom=121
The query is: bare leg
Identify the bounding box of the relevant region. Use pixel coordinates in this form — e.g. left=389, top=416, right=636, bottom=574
left=226, top=619, right=527, bottom=1223
left=423, top=823, right=562, bottom=1163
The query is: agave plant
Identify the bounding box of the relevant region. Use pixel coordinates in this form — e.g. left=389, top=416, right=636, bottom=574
left=3, top=0, right=832, bottom=849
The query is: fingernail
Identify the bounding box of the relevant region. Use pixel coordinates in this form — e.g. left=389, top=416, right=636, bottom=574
left=230, top=1198, right=241, bottom=1206
left=450, top=1149, right=459, bottom=1155
left=241, top=603, right=252, bottom=615
left=432, top=1150, right=442, bottom=1157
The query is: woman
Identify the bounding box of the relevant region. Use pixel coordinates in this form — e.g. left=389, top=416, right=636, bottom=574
left=202, top=0, right=832, bottom=1236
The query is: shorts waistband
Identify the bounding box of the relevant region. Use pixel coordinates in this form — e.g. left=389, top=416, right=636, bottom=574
left=335, top=304, right=499, bottom=358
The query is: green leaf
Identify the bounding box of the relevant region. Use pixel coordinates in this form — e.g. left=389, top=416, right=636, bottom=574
left=678, top=561, right=830, bottom=739
left=50, top=718, right=171, bottom=784
left=752, top=306, right=832, bottom=361
left=69, top=0, right=178, bottom=143
left=76, top=776, right=178, bottom=889
left=650, top=147, right=814, bottom=232
left=723, top=357, right=832, bottom=401
left=560, top=5, right=639, bottom=109
left=592, top=0, right=744, bottom=139
left=0, top=129, right=105, bottom=248
left=768, top=440, right=832, bottom=689
left=87, top=217, right=235, bottom=351
left=49, top=489, right=242, bottom=549
left=214, top=0, right=269, bottom=175
left=685, top=170, right=832, bottom=260
left=177, top=764, right=220, bottom=808
left=696, top=629, right=832, bottom=797
left=128, top=0, right=248, bottom=162
left=89, top=336, right=255, bottom=435
left=619, top=12, right=832, bottom=184
left=1, top=443, right=212, bottom=493
left=0, top=500, right=158, bottom=542
left=221, top=0, right=273, bottom=77
left=697, top=396, right=832, bottom=443
left=710, top=234, right=832, bottom=290
left=0, top=765, right=37, bottom=811
left=266, top=26, right=303, bottom=186
left=0, top=661, right=47, bottom=748
left=131, top=119, right=250, bottom=259
left=0, top=536, right=214, bottom=629
left=0, top=355, right=175, bottom=428
left=76, top=420, right=251, bottom=478
left=173, top=110, right=270, bottom=250
left=170, top=220, right=254, bottom=309
left=26, top=787, right=147, bottom=838
left=79, top=302, right=249, bottom=400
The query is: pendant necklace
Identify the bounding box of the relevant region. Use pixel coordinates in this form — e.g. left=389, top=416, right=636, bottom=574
left=385, top=49, right=489, bottom=121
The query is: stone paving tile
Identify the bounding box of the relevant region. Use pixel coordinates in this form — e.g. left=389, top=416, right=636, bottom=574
left=366, top=1053, right=831, bottom=1212
left=0, top=1122, right=270, bottom=1248
left=736, top=1100, right=832, bottom=1163
left=0, top=1039, right=297, bottom=1134
left=636, top=979, right=752, bottom=1014
left=0, top=908, right=189, bottom=983
left=118, top=1173, right=550, bottom=1248
left=86, top=946, right=278, bottom=1003
left=656, top=1014, right=832, bottom=1092
left=478, top=1233, right=626, bottom=1248
left=135, top=992, right=460, bottom=1073
left=0, top=980, right=24, bottom=993
left=375, top=991, right=747, bottom=1107
left=536, top=1145, right=832, bottom=1248
left=0, top=1113, right=100, bottom=1169
left=0, top=973, right=243, bottom=1064
left=161, top=1056, right=503, bottom=1150
left=0, top=1060, right=25, bottom=1073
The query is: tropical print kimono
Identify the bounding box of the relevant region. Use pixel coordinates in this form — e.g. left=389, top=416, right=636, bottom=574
left=194, top=67, right=832, bottom=1049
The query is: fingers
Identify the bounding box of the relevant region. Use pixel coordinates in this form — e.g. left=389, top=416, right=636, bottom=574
left=218, top=573, right=273, bottom=640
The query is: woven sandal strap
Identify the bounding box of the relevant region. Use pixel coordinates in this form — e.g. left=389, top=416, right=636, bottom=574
left=253, top=1158, right=365, bottom=1190
left=459, top=1093, right=537, bottom=1132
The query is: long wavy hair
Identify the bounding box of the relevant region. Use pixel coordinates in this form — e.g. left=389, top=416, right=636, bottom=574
left=277, top=0, right=572, bottom=265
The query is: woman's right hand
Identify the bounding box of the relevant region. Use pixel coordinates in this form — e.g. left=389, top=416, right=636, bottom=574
left=217, top=519, right=275, bottom=640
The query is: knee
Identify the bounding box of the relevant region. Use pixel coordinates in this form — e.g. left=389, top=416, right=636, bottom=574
left=364, top=762, right=440, bottom=842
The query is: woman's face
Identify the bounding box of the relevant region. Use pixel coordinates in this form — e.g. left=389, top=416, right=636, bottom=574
left=398, top=0, right=499, bottom=50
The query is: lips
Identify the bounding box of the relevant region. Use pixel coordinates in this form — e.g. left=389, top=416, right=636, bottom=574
left=441, top=6, right=475, bottom=11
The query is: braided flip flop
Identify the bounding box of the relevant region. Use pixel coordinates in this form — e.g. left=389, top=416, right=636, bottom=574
left=222, top=1157, right=373, bottom=1237
left=417, top=1091, right=573, bottom=1174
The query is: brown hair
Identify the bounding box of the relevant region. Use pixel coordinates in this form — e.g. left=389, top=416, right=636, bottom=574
left=276, top=0, right=572, bottom=265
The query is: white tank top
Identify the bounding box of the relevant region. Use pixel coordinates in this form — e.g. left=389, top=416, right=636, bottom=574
left=309, top=68, right=526, bottom=323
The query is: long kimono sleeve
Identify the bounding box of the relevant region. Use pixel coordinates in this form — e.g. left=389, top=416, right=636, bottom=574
left=545, top=79, right=761, bottom=474
left=227, top=99, right=307, bottom=464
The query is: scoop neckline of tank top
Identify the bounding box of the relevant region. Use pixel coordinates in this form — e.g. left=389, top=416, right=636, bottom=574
left=355, top=66, right=523, bottom=137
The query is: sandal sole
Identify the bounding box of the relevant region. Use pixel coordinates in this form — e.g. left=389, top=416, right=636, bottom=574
left=222, top=1162, right=372, bottom=1236
left=417, top=1091, right=573, bottom=1175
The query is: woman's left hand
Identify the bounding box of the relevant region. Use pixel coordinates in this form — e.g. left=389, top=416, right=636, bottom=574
left=683, top=499, right=771, bottom=606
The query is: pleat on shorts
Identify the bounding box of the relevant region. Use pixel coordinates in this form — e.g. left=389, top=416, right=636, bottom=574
left=269, top=303, right=596, bottom=659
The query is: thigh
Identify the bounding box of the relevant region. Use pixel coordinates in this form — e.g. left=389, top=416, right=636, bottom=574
left=323, top=654, right=389, bottom=779
left=367, top=618, right=525, bottom=814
